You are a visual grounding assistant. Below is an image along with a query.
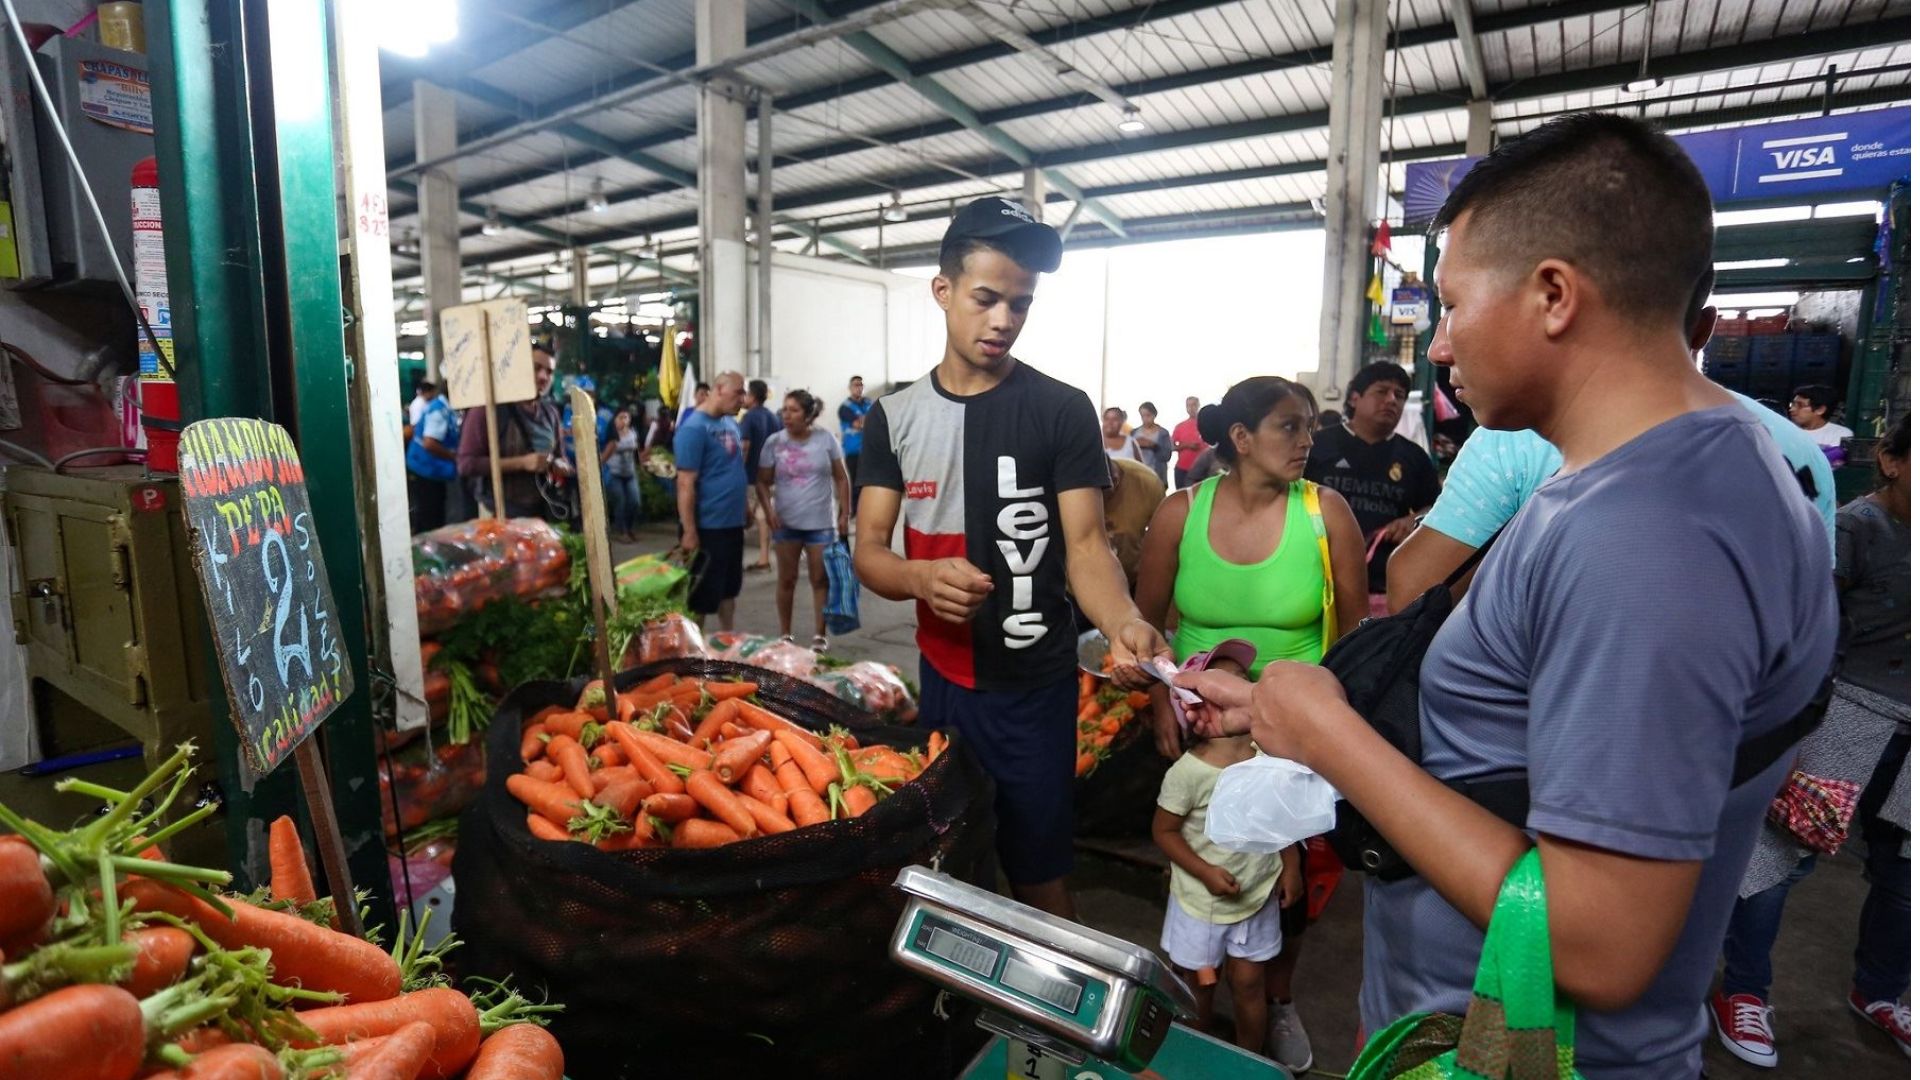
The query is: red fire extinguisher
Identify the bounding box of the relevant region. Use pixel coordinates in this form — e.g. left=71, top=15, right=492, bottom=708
left=132, top=156, right=180, bottom=472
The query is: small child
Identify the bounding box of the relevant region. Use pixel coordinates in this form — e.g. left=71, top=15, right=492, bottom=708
left=1151, top=639, right=1304, bottom=1057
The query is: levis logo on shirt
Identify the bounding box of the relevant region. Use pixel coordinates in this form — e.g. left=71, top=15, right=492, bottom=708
left=995, top=455, right=1049, bottom=650
left=906, top=480, right=938, bottom=499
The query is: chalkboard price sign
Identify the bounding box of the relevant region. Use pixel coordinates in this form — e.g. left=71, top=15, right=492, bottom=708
left=178, top=418, right=354, bottom=772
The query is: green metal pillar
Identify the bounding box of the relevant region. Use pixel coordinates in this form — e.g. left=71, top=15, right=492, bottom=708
left=145, top=0, right=395, bottom=929
left=260, top=0, right=390, bottom=929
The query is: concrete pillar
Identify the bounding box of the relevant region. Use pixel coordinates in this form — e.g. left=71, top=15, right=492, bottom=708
left=570, top=248, right=590, bottom=307
left=1466, top=98, right=1494, bottom=156
left=1315, top=0, right=1388, bottom=398
left=413, top=81, right=460, bottom=382
left=697, top=0, right=749, bottom=383
left=755, top=96, right=774, bottom=380
left=1022, top=168, right=1045, bottom=219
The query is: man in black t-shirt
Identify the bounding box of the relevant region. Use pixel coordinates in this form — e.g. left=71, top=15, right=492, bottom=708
left=855, top=197, right=1170, bottom=919
left=1305, top=361, right=1440, bottom=595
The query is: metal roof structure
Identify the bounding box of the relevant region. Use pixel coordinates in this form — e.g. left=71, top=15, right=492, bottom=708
left=378, top=0, right=1911, bottom=309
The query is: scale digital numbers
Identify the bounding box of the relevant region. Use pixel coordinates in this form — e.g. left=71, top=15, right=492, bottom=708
left=925, top=925, right=999, bottom=979
left=1002, top=952, right=1085, bottom=1015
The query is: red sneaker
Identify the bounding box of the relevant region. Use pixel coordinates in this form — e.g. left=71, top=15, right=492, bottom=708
left=1709, top=990, right=1778, bottom=1068
left=1848, top=988, right=1910, bottom=1056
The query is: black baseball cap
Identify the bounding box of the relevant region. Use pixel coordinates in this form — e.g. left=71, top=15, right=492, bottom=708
left=940, top=196, right=1063, bottom=273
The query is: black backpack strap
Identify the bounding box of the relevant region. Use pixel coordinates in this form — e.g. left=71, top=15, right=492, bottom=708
left=1792, top=463, right=1819, bottom=502
left=1729, top=605, right=1849, bottom=788
left=1442, top=526, right=1506, bottom=590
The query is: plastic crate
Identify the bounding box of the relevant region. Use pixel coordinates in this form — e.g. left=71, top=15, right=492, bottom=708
left=1702, top=336, right=1751, bottom=391
left=1791, top=334, right=1844, bottom=386
left=1748, top=335, right=1796, bottom=390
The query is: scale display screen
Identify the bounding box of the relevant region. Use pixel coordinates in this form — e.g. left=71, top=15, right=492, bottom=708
left=1002, top=952, right=1086, bottom=1014
left=925, top=925, right=1000, bottom=979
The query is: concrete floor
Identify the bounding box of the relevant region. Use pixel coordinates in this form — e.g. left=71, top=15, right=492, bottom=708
left=610, top=521, right=1908, bottom=1078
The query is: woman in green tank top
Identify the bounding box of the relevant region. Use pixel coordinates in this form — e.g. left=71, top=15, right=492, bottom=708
left=1135, top=377, right=1369, bottom=693
left=1132, top=377, right=1369, bottom=1056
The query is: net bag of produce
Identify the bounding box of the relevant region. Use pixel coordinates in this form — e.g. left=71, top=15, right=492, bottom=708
left=413, top=517, right=570, bottom=635
left=452, top=659, right=996, bottom=1079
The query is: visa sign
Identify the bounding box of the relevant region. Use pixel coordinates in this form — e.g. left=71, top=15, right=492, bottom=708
left=1769, top=145, right=1837, bottom=171
left=1404, top=106, right=1910, bottom=223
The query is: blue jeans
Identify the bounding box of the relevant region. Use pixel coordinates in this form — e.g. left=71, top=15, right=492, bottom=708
left=1721, top=735, right=1910, bottom=1003
left=605, top=472, right=643, bottom=534
left=1720, top=853, right=1818, bottom=999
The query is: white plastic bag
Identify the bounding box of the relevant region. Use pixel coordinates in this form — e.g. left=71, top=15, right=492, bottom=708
left=1206, top=755, right=1339, bottom=854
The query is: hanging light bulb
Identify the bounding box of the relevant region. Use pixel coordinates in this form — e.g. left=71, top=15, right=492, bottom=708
left=481, top=207, right=504, bottom=236
left=640, top=235, right=659, bottom=261
left=1116, top=105, right=1147, bottom=134
left=547, top=251, right=569, bottom=275
left=881, top=192, right=908, bottom=223
left=586, top=178, right=610, bottom=214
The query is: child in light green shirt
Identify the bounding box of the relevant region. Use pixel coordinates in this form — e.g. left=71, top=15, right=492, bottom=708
left=1150, top=640, right=1303, bottom=1055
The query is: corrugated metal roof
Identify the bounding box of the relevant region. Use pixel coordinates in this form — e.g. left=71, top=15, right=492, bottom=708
left=380, top=0, right=1911, bottom=288
left=467, top=0, right=700, bottom=104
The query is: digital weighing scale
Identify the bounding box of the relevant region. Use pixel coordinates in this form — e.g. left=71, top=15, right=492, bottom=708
left=890, top=867, right=1201, bottom=1074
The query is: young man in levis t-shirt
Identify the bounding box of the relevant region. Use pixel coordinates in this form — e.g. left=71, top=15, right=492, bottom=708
left=854, top=198, right=1170, bottom=919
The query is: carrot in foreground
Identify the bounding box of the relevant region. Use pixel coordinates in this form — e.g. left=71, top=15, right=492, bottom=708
left=266, top=816, right=317, bottom=910
left=121, top=879, right=401, bottom=1005
left=296, top=986, right=481, bottom=1080
left=465, top=1023, right=565, bottom=1080
left=346, top=1019, right=437, bottom=1080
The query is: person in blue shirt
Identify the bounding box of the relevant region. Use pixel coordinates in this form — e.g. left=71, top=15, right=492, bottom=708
left=1386, top=323, right=1835, bottom=614
left=674, top=372, right=748, bottom=630
left=1177, top=113, right=1836, bottom=1079
left=1385, top=290, right=1836, bottom=612
left=404, top=381, right=460, bottom=533
left=838, top=375, right=872, bottom=518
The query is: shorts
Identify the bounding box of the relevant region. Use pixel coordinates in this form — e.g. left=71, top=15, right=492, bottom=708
left=688, top=527, right=745, bottom=614
left=773, top=527, right=836, bottom=545
left=1160, top=890, right=1284, bottom=972
left=920, top=658, right=1076, bottom=886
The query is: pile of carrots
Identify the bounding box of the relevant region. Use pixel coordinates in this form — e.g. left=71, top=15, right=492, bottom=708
left=1075, top=667, right=1152, bottom=778
left=510, top=673, right=947, bottom=849
left=0, top=743, right=566, bottom=1080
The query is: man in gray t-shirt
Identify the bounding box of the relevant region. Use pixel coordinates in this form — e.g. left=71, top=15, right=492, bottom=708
left=1367, top=407, right=1832, bottom=1076
left=1175, top=114, right=1838, bottom=1079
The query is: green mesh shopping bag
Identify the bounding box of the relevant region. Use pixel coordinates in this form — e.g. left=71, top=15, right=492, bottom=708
left=1348, top=850, right=1582, bottom=1079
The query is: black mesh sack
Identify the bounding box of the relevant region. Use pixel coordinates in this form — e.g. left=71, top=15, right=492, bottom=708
left=1071, top=720, right=1163, bottom=840
left=451, top=659, right=996, bottom=1079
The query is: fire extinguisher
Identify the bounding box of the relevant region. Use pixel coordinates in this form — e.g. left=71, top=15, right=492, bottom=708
left=131, top=156, right=180, bottom=472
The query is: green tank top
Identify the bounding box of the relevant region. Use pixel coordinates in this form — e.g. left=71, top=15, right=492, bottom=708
left=1172, top=477, right=1327, bottom=676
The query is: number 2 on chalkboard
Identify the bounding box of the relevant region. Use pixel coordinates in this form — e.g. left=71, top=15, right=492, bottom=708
left=261, top=528, right=312, bottom=686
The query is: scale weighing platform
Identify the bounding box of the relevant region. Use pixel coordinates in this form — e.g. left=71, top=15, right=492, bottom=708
left=890, top=867, right=1287, bottom=1079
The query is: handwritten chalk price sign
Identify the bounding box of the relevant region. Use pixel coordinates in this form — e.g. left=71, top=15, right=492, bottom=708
left=178, top=418, right=354, bottom=772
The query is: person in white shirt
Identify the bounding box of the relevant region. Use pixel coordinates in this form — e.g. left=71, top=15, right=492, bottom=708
left=407, top=380, right=433, bottom=429
left=1788, top=383, right=1854, bottom=448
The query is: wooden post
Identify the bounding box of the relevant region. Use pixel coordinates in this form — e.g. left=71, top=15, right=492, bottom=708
left=568, top=386, right=618, bottom=687
left=294, top=741, right=363, bottom=935
left=481, top=331, right=505, bottom=519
